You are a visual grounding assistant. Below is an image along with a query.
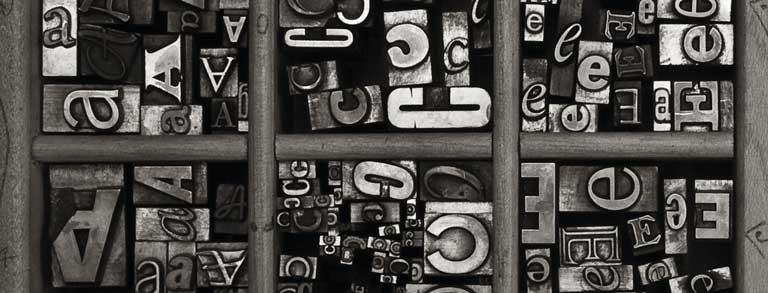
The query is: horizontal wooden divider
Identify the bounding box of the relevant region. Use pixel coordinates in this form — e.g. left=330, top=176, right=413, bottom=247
left=31, top=132, right=734, bottom=162
left=33, top=135, right=247, bottom=162
left=521, top=132, right=734, bottom=160
left=275, top=133, right=492, bottom=160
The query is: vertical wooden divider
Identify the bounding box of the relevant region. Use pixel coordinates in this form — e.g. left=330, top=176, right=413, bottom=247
left=735, top=0, right=768, bottom=291
left=0, top=0, right=43, bottom=292
left=249, top=0, right=277, bottom=292
left=493, top=0, right=521, bottom=292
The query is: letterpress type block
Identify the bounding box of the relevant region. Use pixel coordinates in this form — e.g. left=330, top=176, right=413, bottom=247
left=223, top=10, right=248, bottom=47
left=135, top=208, right=210, bottom=241
left=279, top=255, right=317, bottom=280
left=288, top=61, right=340, bottom=95
left=307, top=86, right=384, bottom=130
left=279, top=0, right=371, bottom=27
left=559, top=166, right=658, bottom=212
left=660, top=24, right=734, bottom=66
left=167, top=10, right=217, bottom=33
left=144, top=34, right=194, bottom=105
left=197, top=242, right=248, bottom=287
left=319, top=234, right=341, bottom=256
left=279, top=160, right=317, bottom=179
left=214, top=184, right=247, bottom=235
left=284, top=28, right=355, bottom=48
left=342, top=161, right=417, bottom=201
left=200, top=48, right=239, bottom=98
left=418, top=161, right=492, bottom=202
left=559, top=265, right=634, bottom=292
left=665, top=179, right=688, bottom=254
left=522, top=59, right=548, bottom=132
left=601, top=10, right=636, bottom=42
left=43, top=84, right=140, bottom=133
left=167, top=241, right=196, bottom=293
left=695, top=180, right=732, bottom=240
left=613, top=81, right=642, bottom=127
left=669, top=267, right=733, bottom=293
left=443, top=12, right=470, bottom=86
left=279, top=208, right=328, bottom=233
left=548, top=104, right=597, bottom=132
left=141, top=105, right=203, bottom=135
left=560, top=226, right=621, bottom=266
left=525, top=249, right=552, bottom=293
left=384, top=10, right=432, bottom=86
left=133, top=164, right=207, bottom=205
left=638, top=257, right=679, bottom=285
left=424, top=202, right=492, bottom=276
left=406, top=284, right=491, bottom=293
left=657, top=0, right=732, bottom=22
left=135, top=241, right=167, bottom=292
left=470, top=0, right=491, bottom=49
left=402, top=230, right=424, bottom=248
left=654, top=81, right=673, bottom=131
left=79, top=0, right=153, bottom=24
left=237, top=82, right=248, bottom=132
left=328, top=160, right=342, bottom=187
left=524, top=5, right=545, bottom=44
left=614, top=45, right=654, bottom=80
left=350, top=202, right=400, bottom=224
left=49, top=164, right=126, bottom=287
left=627, top=214, right=663, bottom=255
left=211, top=98, right=238, bottom=131
left=575, top=41, right=614, bottom=104
left=637, top=0, right=656, bottom=35
left=674, top=81, right=720, bottom=131
left=550, top=0, right=582, bottom=97
left=78, top=24, right=142, bottom=82
left=522, top=163, right=555, bottom=244
left=388, top=87, right=492, bottom=129
left=43, top=0, right=77, bottom=77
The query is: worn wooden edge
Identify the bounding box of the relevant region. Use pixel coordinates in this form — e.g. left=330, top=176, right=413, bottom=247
left=275, top=133, right=492, bottom=160
left=521, top=132, right=734, bottom=160
left=0, top=0, right=36, bottom=291
left=32, top=135, right=247, bottom=162
left=493, top=0, right=520, bottom=292
left=249, top=0, right=277, bottom=292
left=734, top=0, right=768, bottom=291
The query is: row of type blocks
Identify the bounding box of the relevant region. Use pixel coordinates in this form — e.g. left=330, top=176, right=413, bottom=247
left=521, top=0, right=735, bottom=132
left=42, top=0, right=250, bottom=134
left=275, top=160, right=735, bottom=292
left=48, top=163, right=248, bottom=289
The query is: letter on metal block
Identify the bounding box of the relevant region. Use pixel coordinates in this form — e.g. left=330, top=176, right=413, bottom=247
left=522, top=163, right=556, bottom=244
left=43, top=0, right=77, bottom=77
left=695, top=180, right=732, bottom=240
left=575, top=41, right=613, bottom=104
left=559, top=166, right=657, bottom=212
left=424, top=202, right=492, bottom=276
left=388, top=87, right=491, bottom=129
left=384, top=10, right=432, bottom=86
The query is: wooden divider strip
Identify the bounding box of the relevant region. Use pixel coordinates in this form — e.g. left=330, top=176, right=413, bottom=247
left=493, top=0, right=521, bottom=292
left=249, top=0, right=277, bottom=292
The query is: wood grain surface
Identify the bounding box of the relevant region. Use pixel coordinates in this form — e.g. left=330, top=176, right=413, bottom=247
left=0, top=0, right=39, bottom=292
left=33, top=135, right=247, bottom=162
left=276, top=133, right=492, bottom=160
left=522, top=132, right=733, bottom=160
left=249, top=0, right=277, bottom=292
left=736, top=0, right=768, bottom=291
left=493, top=0, right=521, bottom=292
